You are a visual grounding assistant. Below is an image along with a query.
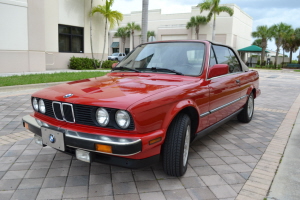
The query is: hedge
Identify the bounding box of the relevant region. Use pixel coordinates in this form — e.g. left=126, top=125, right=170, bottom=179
left=69, top=57, right=118, bottom=70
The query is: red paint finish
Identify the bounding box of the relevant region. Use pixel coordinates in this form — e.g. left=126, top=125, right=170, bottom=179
left=30, top=40, right=260, bottom=161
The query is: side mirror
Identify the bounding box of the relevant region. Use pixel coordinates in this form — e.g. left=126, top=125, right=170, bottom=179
left=208, top=64, right=229, bottom=79
left=112, top=62, right=118, bottom=68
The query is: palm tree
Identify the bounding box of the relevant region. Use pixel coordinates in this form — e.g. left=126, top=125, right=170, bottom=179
left=126, top=22, right=141, bottom=49
left=252, top=39, right=263, bottom=48
left=114, top=27, right=130, bottom=53
left=147, top=31, right=155, bottom=41
left=186, top=16, right=208, bottom=40
left=283, top=28, right=300, bottom=63
left=91, top=0, right=123, bottom=68
left=197, top=0, right=233, bottom=42
left=141, top=0, right=149, bottom=44
left=270, top=22, right=293, bottom=68
left=251, top=25, right=272, bottom=66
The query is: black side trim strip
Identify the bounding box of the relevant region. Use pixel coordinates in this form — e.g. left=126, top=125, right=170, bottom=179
left=193, top=108, right=243, bottom=143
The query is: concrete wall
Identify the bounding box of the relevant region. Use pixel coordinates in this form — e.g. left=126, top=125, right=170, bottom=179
left=0, top=0, right=106, bottom=73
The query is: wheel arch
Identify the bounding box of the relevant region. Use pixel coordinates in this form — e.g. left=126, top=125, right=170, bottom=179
left=163, top=102, right=199, bottom=140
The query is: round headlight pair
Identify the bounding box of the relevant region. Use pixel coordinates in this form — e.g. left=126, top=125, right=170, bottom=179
left=32, top=98, right=46, bottom=114
left=96, top=108, right=131, bottom=129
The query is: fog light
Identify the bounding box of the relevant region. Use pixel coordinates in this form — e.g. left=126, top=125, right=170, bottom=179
left=95, top=144, right=112, bottom=153
left=76, top=149, right=91, bottom=163
left=34, top=135, right=43, bottom=146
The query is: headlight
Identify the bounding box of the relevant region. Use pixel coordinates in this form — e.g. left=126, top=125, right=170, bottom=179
left=39, top=99, right=46, bottom=113
left=96, top=108, right=109, bottom=126
left=115, top=110, right=130, bottom=129
left=32, top=98, right=39, bottom=111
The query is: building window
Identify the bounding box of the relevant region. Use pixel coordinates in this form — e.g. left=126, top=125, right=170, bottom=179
left=112, top=48, right=119, bottom=53
left=59, top=25, right=84, bottom=53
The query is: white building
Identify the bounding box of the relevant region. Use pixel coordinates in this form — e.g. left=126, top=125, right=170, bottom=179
left=109, top=4, right=253, bottom=55
left=0, top=1, right=253, bottom=73
left=0, top=0, right=106, bottom=73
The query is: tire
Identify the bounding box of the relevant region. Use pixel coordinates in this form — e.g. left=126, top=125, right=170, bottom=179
left=237, top=92, right=254, bottom=123
left=162, top=113, right=191, bottom=176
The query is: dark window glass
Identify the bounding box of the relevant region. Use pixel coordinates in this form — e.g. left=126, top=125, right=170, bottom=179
left=209, top=47, right=217, bottom=67
left=59, top=25, right=84, bottom=53
left=212, top=45, right=242, bottom=73
left=228, top=49, right=242, bottom=73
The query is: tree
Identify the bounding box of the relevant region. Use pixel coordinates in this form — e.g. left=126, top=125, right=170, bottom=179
left=141, top=0, right=149, bottom=44
left=114, top=27, right=130, bottom=53
left=147, top=31, right=155, bottom=41
left=270, top=22, right=293, bottom=68
left=251, top=25, right=272, bottom=66
left=91, top=0, right=123, bottom=68
left=126, top=22, right=141, bottom=49
left=283, top=28, right=300, bottom=63
left=197, top=0, right=233, bottom=42
left=252, top=39, right=263, bottom=48
left=186, top=16, right=208, bottom=40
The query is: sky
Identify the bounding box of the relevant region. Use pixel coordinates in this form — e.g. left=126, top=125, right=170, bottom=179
left=112, top=0, right=300, bottom=58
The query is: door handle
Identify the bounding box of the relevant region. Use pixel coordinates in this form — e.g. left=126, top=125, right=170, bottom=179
left=236, top=80, right=240, bottom=83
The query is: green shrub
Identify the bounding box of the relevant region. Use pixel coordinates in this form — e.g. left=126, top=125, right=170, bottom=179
left=101, top=60, right=118, bottom=69
left=69, top=56, right=99, bottom=70
left=257, top=60, right=260, bottom=65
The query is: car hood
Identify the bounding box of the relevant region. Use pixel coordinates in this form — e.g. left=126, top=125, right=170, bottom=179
left=33, top=73, right=199, bottom=110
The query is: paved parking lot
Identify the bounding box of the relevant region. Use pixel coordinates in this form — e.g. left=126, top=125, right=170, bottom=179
left=0, top=70, right=300, bottom=200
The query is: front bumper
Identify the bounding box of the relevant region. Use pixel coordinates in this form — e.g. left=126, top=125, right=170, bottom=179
left=22, top=115, right=160, bottom=168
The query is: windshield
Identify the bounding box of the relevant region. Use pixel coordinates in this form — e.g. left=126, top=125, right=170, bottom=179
left=111, top=53, right=119, bottom=56
left=116, top=42, right=205, bottom=76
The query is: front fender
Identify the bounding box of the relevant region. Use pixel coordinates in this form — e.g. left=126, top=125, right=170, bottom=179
left=161, top=99, right=200, bottom=130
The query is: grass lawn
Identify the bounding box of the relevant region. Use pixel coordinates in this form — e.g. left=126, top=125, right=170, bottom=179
left=295, top=70, right=300, bottom=72
left=249, top=67, right=282, bottom=70
left=0, top=71, right=109, bottom=87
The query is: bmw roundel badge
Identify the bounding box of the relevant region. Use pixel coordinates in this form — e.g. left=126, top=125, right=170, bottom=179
left=49, top=134, right=55, bottom=143
left=64, top=93, right=73, bottom=98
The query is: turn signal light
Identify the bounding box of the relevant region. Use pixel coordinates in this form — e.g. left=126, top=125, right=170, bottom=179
left=149, top=137, right=162, bottom=145
left=95, top=144, right=112, bottom=153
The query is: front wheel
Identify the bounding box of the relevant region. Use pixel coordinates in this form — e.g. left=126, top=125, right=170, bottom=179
left=162, top=113, right=191, bottom=176
left=237, top=92, right=254, bottom=123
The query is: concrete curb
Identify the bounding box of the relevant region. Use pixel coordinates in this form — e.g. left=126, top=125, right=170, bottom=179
left=236, top=93, right=300, bottom=200
left=0, top=82, right=67, bottom=92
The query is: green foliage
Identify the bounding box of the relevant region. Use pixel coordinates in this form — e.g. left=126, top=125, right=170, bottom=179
left=0, top=71, right=108, bottom=87
left=69, top=56, right=100, bottom=70
left=197, top=0, right=234, bottom=22
left=101, top=60, right=118, bottom=69
left=292, top=60, right=298, bottom=64
left=90, top=0, right=123, bottom=29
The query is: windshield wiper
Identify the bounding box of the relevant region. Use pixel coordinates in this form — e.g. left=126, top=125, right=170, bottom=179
left=112, top=66, right=140, bottom=73
left=136, top=67, right=183, bottom=75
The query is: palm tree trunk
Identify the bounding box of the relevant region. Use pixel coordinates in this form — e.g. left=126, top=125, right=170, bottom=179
left=132, top=31, right=134, bottom=49
left=289, top=49, right=292, bottom=63
left=275, top=46, right=279, bottom=68
left=90, top=0, right=96, bottom=69
left=196, top=26, right=199, bottom=40
left=212, top=14, right=216, bottom=42
left=100, top=18, right=108, bottom=68
left=282, top=48, right=285, bottom=68
left=141, top=0, right=149, bottom=44
left=261, top=38, right=266, bottom=66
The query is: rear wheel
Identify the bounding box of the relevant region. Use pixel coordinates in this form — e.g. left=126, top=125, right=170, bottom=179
left=162, top=113, right=191, bottom=176
left=237, top=92, right=254, bottom=123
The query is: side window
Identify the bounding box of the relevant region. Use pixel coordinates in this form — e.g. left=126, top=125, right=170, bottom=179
left=212, top=45, right=241, bottom=73
left=209, top=47, right=217, bottom=67
left=228, top=49, right=242, bottom=73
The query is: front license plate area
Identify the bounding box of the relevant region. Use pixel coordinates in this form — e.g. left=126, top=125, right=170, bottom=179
left=41, top=127, right=65, bottom=151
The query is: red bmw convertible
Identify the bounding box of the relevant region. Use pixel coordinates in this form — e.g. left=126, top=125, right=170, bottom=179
left=23, top=40, right=260, bottom=176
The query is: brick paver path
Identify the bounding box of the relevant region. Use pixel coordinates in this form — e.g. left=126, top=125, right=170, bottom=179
left=0, top=71, right=300, bottom=200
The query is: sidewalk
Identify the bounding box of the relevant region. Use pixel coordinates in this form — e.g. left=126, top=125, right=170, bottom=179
left=267, top=107, right=300, bottom=199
